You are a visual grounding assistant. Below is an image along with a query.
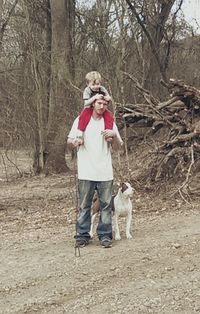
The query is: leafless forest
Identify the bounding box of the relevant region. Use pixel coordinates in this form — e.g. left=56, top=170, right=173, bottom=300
left=1, top=0, right=200, bottom=197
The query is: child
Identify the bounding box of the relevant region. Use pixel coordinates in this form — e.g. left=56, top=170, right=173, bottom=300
left=77, top=71, right=114, bottom=143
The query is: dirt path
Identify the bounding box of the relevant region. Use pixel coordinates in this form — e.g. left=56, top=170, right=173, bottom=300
left=1, top=174, right=200, bottom=314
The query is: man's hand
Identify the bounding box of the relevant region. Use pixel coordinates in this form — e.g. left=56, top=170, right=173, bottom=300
left=72, top=137, right=84, bottom=147
left=102, top=129, right=123, bottom=150
left=102, top=129, right=116, bottom=140
left=67, top=137, right=84, bottom=149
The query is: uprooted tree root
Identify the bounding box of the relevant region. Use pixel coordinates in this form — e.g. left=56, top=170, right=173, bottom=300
left=116, top=75, right=200, bottom=199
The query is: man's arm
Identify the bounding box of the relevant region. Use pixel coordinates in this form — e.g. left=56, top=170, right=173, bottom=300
left=111, top=134, right=124, bottom=151
left=67, top=117, right=84, bottom=149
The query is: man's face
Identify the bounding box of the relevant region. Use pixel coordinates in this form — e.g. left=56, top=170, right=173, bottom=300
left=93, top=99, right=108, bottom=116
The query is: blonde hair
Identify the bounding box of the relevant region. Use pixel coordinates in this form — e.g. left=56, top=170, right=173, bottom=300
left=85, top=71, right=101, bottom=83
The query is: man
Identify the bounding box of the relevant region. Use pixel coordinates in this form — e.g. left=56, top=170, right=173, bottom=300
left=67, top=98, right=123, bottom=248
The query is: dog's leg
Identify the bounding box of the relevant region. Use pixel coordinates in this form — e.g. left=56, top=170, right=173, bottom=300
left=114, top=214, right=121, bottom=240
left=89, top=213, right=97, bottom=238
left=126, top=211, right=132, bottom=239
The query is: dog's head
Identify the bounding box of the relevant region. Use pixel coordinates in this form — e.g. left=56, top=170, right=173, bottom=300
left=120, top=182, right=134, bottom=198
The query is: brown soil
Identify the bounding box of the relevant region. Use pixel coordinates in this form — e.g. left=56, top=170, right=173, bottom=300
left=0, top=151, right=200, bottom=314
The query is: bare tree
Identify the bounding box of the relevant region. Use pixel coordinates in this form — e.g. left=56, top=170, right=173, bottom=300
left=44, top=0, right=76, bottom=174
left=1, top=0, right=200, bottom=178
left=125, top=0, right=183, bottom=95
left=0, top=0, right=19, bottom=53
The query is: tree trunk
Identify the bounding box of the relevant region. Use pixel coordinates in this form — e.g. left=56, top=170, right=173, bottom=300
left=0, top=0, right=19, bottom=53
left=44, top=0, right=76, bottom=174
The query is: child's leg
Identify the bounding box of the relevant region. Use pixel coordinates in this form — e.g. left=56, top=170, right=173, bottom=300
left=103, top=110, right=115, bottom=142
left=78, top=108, right=93, bottom=132
left=103, top=110, right=114, bottom=130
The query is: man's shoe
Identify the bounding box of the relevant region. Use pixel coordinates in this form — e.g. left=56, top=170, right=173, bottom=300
left=75, top=238, right=89, bottom=248
left=100, top=237, right=112, bottom=248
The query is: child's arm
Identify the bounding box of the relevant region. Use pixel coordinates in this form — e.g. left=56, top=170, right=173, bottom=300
left=100, top=86, right=112, bottom=102
left=84, top=94, right=103, bottom=107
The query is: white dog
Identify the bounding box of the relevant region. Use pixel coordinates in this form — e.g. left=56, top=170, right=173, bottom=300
left=90, top=182, right=134, bottom=240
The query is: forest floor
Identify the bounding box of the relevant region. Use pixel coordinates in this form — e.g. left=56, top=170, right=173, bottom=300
left=0, top=150, right=200, bottom=314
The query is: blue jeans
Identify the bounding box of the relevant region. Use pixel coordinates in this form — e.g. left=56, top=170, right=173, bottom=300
left=76, top=180, right=113, bottom=241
